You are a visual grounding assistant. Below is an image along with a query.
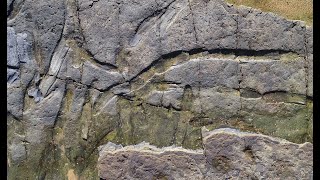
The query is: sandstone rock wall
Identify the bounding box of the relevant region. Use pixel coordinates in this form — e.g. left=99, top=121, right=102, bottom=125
left=7, top=0, right=312, bottom=179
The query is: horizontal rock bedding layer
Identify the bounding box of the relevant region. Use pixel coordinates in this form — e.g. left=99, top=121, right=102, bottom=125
left=7, top=0, right=312, bottom=179
left=98, top=128, right=313, bottom=179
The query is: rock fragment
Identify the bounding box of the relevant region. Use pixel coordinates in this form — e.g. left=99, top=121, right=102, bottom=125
left=81, top=61, right=124, bottom=91
left=98, top=128, right=313, bottom=179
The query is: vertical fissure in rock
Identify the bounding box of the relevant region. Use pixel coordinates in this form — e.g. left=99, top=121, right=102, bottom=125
left=115, top=1, right=121, bottom=66
left=171, top=111, right=179, bottom=145
left=234, top=13, right=239, bottom=49
left=74, top=0, right=85, bottom=45
left=237, top=55, right=245, bottom=115
left=303, top=29, right=310, bottom=97
left=75, top=0, right=89, bottom=47
left=181, top=123, right=189, bottom=146
left=53, top=83, right=67, bottom=128
left=197, top=59, right=203, bottom=116
left=187, top=0, right=199, bottom=45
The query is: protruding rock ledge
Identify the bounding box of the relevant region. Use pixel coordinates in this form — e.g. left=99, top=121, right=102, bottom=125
left=98, top=128, right=313, bottom=180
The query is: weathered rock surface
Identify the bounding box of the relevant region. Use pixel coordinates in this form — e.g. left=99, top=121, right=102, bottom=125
left=8, top=0, right=66, bottom=75
left=81, top=61, right=124, bottom=91
left=7, top=0, right=312, bottom=179
left=7, top=27, right=35, bottom=119
left=146, top=87, right=184, bottom=110
left=239, top=56, right=306, bottom=95
left=98, top=128, right=313, bottom=179
left=78, top=0, right=308, bottom=79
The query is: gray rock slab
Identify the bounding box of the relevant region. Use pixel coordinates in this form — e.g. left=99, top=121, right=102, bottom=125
left=164, top=58, right=239, bottom=88
left=24, top=79, right=66, bottom=127
left=8, top=134, right=27, bottom=164
left=159, top=0, right=198, bottom=54
left=164, top=59, right=200, bottom=86
left=162, top=87, right=184, bottom=110
left=8, top=0, right=66, bottom=75
left=236, top=6, right=306, bottom=53
left=81, top=61, right=124, bottom=91
left=199, top=58, right=239, bottom=89
left=198, top=87, right=241, bottom=118
left=7, top=80, right=24, bottom=119
left=79, top=0, right=120, bottom=65
left=239, top=58, right=306, bottom=95
left=203, top=128, right=313, bottom=179
left=146, top=90, right=163, bottom=107
left=16, top=33, right=32, bottom=64
left=146, top=87, right=184, bottom=110
left=96, top=96, right=119, bottom=116
left=98, top=128, right=313, bottom=179
left=7, top=27, right=19, bottom=68
left=306, top=26, right=313, bottom=54
left=190, top=0, right=238, bottom=49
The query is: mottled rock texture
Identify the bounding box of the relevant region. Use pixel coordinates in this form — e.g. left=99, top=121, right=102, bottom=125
left=7, top=0, right=312, bottom=179
left=98, top=128, right=313, bottom=180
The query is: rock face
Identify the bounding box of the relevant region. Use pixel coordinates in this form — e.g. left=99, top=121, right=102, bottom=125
left=98, top=128, right=313, bottom=180
left=7, top=0, right=312, bottom=179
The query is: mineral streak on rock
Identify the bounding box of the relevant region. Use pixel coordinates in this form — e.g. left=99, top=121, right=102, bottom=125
left=98, top=128, right=313, bottom=179
left=7, top=0, right=312, bottom=179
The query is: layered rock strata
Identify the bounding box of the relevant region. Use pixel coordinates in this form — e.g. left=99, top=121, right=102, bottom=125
left=98, top=128, right=313, bottom=179
left=7, top=0, right=312, bottom=179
